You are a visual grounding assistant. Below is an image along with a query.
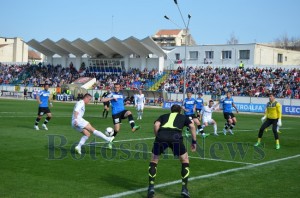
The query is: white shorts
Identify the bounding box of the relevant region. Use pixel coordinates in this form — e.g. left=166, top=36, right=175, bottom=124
left=202, top=118, right=215, bottom=125
left=136, top=104, right=144, bottom=111
left=72, top=118, right=89, bottom=132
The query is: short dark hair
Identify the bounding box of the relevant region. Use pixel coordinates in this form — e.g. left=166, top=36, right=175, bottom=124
left=171, top=104, right=181, bottom=113
left=83, top=93, right=92, bottom=98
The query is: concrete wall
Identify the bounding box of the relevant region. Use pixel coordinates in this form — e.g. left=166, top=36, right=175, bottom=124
left=254, top=44, right=300, bottom=66
left=0, top=37, right=28, bottom=63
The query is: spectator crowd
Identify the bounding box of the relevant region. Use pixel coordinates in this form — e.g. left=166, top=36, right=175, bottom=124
left=0, top=62, right=299, bottom=99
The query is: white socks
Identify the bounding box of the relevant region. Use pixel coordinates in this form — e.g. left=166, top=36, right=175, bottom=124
left=213, top=124, right=217, bottom=134
left=78, top=135, right=89, bottom=148
left=201, top=124, right=218, bottom=134
left=93, top=130, right=110, bottom=141
left=137, top=111, right=143, bottom=119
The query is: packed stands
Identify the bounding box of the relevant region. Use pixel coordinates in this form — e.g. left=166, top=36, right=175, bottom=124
left=0, top=62, right=299, bottom=99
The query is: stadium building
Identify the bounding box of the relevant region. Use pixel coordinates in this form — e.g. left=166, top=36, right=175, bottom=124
left=1, top=32, right=300, bottom=71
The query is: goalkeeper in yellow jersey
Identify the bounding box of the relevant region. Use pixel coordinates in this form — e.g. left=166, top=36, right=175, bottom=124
left=254, top=93, right=282, bottom=150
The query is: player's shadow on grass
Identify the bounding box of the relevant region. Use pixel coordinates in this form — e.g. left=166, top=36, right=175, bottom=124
left=136, top=189, right=182, bottom=198
left=101, top=173, right=141, bottom=190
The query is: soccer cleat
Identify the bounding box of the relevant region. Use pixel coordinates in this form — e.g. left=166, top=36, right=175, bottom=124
left=196, top=128, right=203, bottom=135
left=147, top=186, right=155, bottom=198
left=264, top=128, right=268, bottom=132
left=75, top=146, right=82, bottom=155
left=108, top=136, right=115, bottom=143
left=228, top=129, right=234, bottom=135
left=277, top=130, right=281, bottom=134
left=223, top=128, right=227, bottom=135
left=276, top=144, right=280, bottom=150
left=254, top=142, right=261, bottom=147
left=201, top=133, right=210, bottom=138
left=214, top=133, right=219, bottom=136
left=132, top=125, right=140, bottom=132
left=181, top=187, right=190, bottom=198
left=34, top=125, right=39, bottom=130
left=107, top=136, right=115, bottom=149
left=108, top=142, right=113, bottom=149
left=42, top=124, right=48, bottom=130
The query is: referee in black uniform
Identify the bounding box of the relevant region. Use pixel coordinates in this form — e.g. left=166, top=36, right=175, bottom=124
left=147, top=104, right=197, bottom=198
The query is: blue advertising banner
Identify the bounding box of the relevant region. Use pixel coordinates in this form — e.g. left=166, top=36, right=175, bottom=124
left=162, top=102, right=182, bottom=109
left=234, top=103, right=266, bottom=113
left=282, top=105, right=300, bottom=115
left=56, top=94, right=74, bottom=101
left=164, top=101, right=300, bottom=115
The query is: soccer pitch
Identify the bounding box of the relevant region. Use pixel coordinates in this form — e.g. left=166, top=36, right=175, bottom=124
left=0, top=98, right=299, bottom=197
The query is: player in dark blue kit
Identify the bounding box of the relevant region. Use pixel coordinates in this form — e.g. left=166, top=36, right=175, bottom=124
left=195, top=92, right=204, bottom=120
left=182, top=91, right=208, bottom=138
left=34, top=84, right=52, bottom=130
left=102, top=83, right=140, bottom=148
left=221, top=92, right=239, bottom=135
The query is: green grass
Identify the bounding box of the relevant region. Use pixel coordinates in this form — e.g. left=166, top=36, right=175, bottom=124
left=0, top=98, right=299, bottom=198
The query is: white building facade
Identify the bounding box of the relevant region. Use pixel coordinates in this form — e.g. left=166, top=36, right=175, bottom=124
left=164, top=43, right=300, bottom=70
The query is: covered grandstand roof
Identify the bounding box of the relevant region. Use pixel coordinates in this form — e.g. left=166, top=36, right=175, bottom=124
left=27, top=36, right=165, bottom=58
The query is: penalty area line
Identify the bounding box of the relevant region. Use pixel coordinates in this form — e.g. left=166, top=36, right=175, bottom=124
left=100, top=154, right=300, bottom=198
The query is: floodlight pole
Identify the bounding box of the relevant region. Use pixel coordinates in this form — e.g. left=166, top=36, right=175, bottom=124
left=173, top=0, right=191, bottom=100
left=165, top=0, right=191, bottom=100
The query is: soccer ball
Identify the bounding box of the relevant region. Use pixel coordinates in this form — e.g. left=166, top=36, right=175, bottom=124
left=105, top=127, right=114, bottom=137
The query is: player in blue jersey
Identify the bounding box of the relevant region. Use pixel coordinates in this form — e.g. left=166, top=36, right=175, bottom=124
left=102, top=83, right=140, bottom=147
left=182, top=91, right=208, bottom=138
left=221, top=92, right=239, bottom=135
left=195, top=92, right=204, bottom=120
left=34, top=84, right=53, bottom=130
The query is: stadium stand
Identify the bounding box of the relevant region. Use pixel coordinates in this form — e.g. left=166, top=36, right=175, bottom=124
left=0, top=63, right=299, bottom=99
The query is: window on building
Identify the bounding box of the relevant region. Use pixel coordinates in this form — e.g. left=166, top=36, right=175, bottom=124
left=239, top=50, right=250, bottom=59
left=222, top=51, right=232, bottom=59
left=205, top=51, right=214, bottom=59
left=189, top=51, right=198, bottom=59
left=278, top=54, right=283, bottom=63
left=285, top=56, right=287, bottom=61
left=175, top=53, right=180, bottom=60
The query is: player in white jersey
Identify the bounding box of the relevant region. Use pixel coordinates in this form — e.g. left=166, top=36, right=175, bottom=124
left=200, top=100, right=219, bottom=136
left=134, top=90, right=146, bottom=120
left=72, top=93, right=114, bottom=154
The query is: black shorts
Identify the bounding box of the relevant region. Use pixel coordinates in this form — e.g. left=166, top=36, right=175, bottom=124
left=152, top=131, right=186, bottom=156
left=185, top=114, right=197, bottom=120
left=37, top=107, right=51, bottom=116
left=103, top=102, right=110, bottom=107
left=112, top=110, right=128, bottom=125
left=223, top=112, right=235, bottom=120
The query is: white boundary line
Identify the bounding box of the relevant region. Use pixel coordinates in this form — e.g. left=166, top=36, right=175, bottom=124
left=100, top=154, right=300, bottom=198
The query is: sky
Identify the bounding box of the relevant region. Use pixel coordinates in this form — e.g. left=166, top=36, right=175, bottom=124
left=1, top=0, right=300, bottom=45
